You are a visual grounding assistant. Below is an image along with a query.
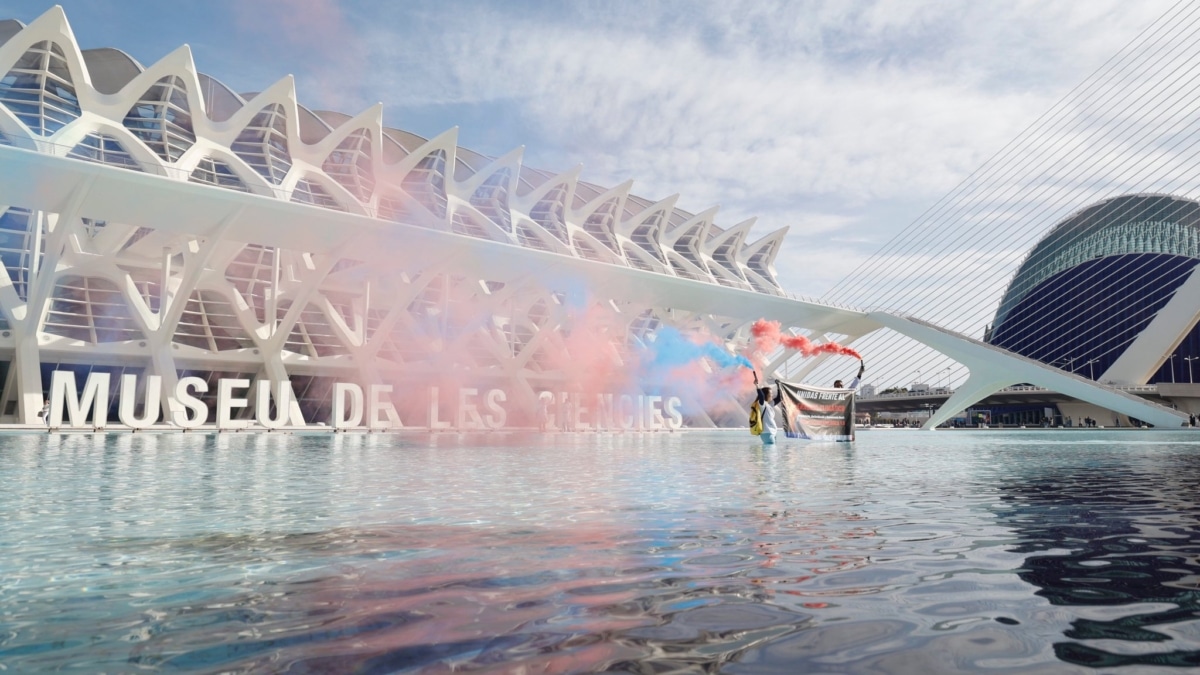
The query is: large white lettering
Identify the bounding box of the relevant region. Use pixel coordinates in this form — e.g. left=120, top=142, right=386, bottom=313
left=118, top=373, right=160, bottom=429
left=216, top=378, right=251, bottom=429
left=49, top=370, right=109, bottom=428
left=594, top=394, right=614, bottom=430
left=483, top=389, right=507, bottom=429
left=618, top=394, right=636, bottom=430
left=39, top=375, right=689, bottom=432
left=173, top=376, right=208, bottom=428
left=428, top=386, right=451, bottom=429
left=645, top=395, right=663, bottom=430
left=665, top=396, right=683, bottom=430
left=457, top=388, right=483, bottom=429
left=368, top=384, right=401, bottom=429
left=333, top=383, right=364, bottom=429
left=256, top=379, right=291, bottom=430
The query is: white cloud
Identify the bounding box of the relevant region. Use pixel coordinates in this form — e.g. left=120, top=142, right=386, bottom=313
left=353, top=0, right=1179, bottom=314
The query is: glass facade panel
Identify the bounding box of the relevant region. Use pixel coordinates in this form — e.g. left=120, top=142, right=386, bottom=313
left=67, top=132, right=141, bottom=171
left=451, top=211, right=491, bottom=240
left=630, top=212, right=667, bottom=263
left=44, top=275, right=144, bottom=343
left=515, top=220, right=552, bottom=251
left=470, top=168, right=512, bottom=233
left=582, top=197, right=622, bottom=256
left=231, top=103, right=291, bottom=185
left=322, top=129, right=373, bottom=202
left=291, top=176, right=344, bottom=212
left=123, top=75, right=195, bottom=162
left=188, top=157, right=249, bottom=192
left=530, top=183, right=570, bottom=245
left=622, top=244, right=657, bottom=272
left=0, top=207, right=42, bottom=301
left=0, top=41, right=80, bottom=136
left=572, top=235, right=605, bottom=262
left=401, top=149, right=448, bottom=218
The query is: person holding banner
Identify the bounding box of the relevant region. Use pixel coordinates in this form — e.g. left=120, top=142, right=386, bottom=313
left=776, top=360, right=862, bottom=441
left=756, top=384, right=781, bottom=445
left=834, top=360, right=866, bottom=390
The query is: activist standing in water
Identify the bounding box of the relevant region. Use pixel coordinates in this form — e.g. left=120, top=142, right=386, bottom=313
left=834, top=360, right=866, bottom=390
left=755, top=384, right=782, bottom=445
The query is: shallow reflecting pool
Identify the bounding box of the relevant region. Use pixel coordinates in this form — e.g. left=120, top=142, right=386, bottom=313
left=3, top=429, right=1200, bottom=673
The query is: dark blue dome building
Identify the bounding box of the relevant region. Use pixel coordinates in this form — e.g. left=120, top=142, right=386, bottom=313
left=987, top=194, right=1200, bottom=386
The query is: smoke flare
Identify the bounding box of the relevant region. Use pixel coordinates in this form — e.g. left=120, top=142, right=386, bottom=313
left=750, top=319, right=862, bottom=359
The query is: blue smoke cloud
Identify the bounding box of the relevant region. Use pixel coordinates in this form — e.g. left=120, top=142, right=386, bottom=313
left=645, top=326, right=753, bottom=372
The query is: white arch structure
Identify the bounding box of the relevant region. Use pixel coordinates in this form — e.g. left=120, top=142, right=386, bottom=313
left=0, top=6, right=1186, bottom=429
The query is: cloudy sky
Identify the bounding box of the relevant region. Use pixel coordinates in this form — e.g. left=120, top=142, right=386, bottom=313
left=7, top=0, right=1178, bottom=296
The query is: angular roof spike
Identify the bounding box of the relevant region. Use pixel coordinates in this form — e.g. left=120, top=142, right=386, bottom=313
left=84, top=43, right=204, bottom=123
left=705, top=217, right=756, bottom=252
left=618, top=195, right=678, bottom=237
left=459, top=145, right=524, bottom=193
left=309, top=102, right=382, bottom=154
left=573, top=178, right=633, bottom=215
left=740, top=226, right=789, bottom=289
left=208, top=75, right=297, bottom=142
left=382, top=125, right=458, bottom=180
left=513, top=163, right=582, bottom=208
left=663, top=205, right=719, bottom=244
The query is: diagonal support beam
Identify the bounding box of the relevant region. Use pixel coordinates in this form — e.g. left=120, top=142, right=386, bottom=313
left=871, top=312, right=1188, bottom=429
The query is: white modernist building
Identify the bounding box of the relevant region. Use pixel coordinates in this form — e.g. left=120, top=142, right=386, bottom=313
left=0, top=7, right=1186, bottom=430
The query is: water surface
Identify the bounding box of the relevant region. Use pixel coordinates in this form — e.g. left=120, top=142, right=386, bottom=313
left=3, top=429, right=1200, bottom=673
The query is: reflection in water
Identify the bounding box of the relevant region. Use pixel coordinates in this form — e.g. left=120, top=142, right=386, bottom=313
left=997, top=453, right=1200, bottom=668
left=1, top=431, right=1200, bottom=672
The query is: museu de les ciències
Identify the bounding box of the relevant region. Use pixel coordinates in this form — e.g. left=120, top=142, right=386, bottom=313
left=0, top=6, right=802, bottom=430
left=0, top=6, right=1187, bottom=432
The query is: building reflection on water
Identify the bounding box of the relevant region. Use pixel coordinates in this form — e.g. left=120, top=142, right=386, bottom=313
left=997, top=457, right=1200, bottom=668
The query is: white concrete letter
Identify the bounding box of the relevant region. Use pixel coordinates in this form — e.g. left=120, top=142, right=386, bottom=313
left=618, top=394, right=636, bottom=430
left=50, top=370, right=110, bottom=428
left=173, top=377, right=208, bottom=428
left=119, top=374, right=160, bottom=429
left=429, top=386, right=450, bottom=429
left=256, top=380, right=291, bottom=429
left=368, top=384, right=402, bottom=429
left=457, top=388, right=482, bottom=429
left=646, top=395, right=663, bottom=430
left=334, top=382, right=364, bottom=429
left=483, top=388, right=507, bottom=429
left=576, top=395, right=590, bottom=430
left=217, top=378, right=251, bottom=429
left=665, top=396, right=683, bottom=430
left=595, top=393, right=614, bottom=430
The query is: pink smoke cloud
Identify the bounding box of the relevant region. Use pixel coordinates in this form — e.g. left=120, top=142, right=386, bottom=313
left=750, top=319, right=861, bottom=360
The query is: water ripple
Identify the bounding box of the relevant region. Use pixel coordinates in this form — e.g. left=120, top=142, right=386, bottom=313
left=2, top=430, right=1200, bottom=672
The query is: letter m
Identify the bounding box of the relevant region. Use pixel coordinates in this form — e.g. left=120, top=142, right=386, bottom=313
left=50, top=371, right=111, bottom=428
